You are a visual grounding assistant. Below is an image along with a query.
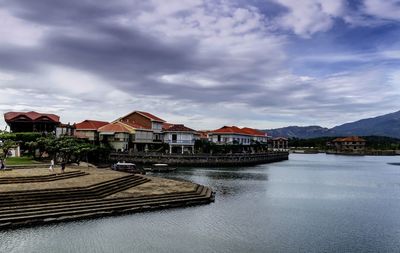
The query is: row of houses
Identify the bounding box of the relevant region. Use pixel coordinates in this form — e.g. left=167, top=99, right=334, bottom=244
left=3, top=110, right=289, bottom=154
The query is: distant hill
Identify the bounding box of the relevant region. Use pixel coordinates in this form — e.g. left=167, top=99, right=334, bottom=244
left=263, top=110, right=400, bottom=139
left=264, top=126, right=330, bottom=139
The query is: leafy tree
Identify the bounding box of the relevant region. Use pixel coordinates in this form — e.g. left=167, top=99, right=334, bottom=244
left=0, top=139, right=17, bottom=159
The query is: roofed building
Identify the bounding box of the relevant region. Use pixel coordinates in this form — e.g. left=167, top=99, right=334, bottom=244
left=4, top=111, right=60, bottom=133
left=272, top=137, right=289, bottom=151
left=163, top=124, right=199, bottom=154
left=332, top=136, right=366, bottom=153
left=74, top=120, right=109, bottom=141
left=209, top=126, right=263, bottom=145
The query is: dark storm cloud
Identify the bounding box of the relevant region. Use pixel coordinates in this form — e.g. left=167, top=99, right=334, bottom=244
left=0, top=0, right=279, bottom=107
left=0, top=0, right=143, bottom=25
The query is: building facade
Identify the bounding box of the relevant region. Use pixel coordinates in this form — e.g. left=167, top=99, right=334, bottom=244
left=332, top=136, right=366, bottom=153
left=163, top=124, right=198, bottom=154
left=4, top=111, right=60, bottom=133
left=74, top=120, right=109, bottom=141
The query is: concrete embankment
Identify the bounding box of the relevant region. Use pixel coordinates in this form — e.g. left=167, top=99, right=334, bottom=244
left=0, top=167, right=214, bottom=229
left=110, top=152, right=289, bottom=167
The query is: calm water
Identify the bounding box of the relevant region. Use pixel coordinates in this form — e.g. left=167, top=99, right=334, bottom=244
left=1, top=154, right=400, bottom=253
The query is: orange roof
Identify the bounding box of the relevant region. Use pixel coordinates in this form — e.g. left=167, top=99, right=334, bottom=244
left=136, top=111, right=165, bottom=122
left=241, top=127, right=267, bottom=137
left=4, top=111, right=60, bottom=123
left=98, top=122, right=135, bottom=133
left=333, top=136, right=366, bottom=142
left=74, top=120, right=109, bottom=130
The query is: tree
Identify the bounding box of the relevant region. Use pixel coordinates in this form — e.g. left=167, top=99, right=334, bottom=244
left=0, top=132, right=17, bottom=159
left=0, top=139, right=17, bottom=159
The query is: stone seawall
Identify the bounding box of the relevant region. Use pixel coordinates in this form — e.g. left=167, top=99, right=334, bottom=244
left=110, top=152, right=289, bottom=166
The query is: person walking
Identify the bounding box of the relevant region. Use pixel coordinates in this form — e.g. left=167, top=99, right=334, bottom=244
left=49, top=159, right=55, bottom=172
left=0, top=159, right=4, bottom=171
left=61, top=161, right=66, bottom=173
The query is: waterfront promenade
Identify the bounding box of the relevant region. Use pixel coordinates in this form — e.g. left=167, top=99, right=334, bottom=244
left=110, top=151, right=289, bottom=166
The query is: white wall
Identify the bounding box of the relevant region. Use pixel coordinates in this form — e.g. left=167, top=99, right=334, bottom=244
left=164, top=132, right=195, bottom=144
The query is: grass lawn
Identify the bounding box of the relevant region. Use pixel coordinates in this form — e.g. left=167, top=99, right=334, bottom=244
left=4, top=157, right=44, bottom=165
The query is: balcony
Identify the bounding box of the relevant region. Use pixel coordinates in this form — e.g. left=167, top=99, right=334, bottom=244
left=165, top=140, right=195, bottom=145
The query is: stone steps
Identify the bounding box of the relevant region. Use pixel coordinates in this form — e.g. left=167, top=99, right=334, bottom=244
left=0, top=171, right=88, bottom=184
left=0, top=186, right=206, bottom=218
left=0, top=186, right=213, bottom=228
left=0, top=185, right=203, bottom=214
left=0, top=175, right=150, bottom=207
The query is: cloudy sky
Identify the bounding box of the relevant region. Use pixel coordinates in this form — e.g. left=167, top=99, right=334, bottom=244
left=0, top=0, right=399, bottom=130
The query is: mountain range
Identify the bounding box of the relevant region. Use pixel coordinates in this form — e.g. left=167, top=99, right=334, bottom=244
left=263, top=110, right=400, bottom=139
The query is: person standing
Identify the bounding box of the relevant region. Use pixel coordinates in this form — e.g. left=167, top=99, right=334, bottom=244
left=61, top=162, right=66, bottom=173
left=49, top=159, right=55, bottom=172
left=0, top=159, right=4, bottom=171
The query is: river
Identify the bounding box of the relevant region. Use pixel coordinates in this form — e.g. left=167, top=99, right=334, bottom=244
left=1, top=154, right=400, bottom=253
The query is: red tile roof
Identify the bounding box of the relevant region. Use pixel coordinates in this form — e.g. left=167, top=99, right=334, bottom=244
left=136, top=111, right=165, bottom=122
left=98, top=122, right=135, bottom=133
left=211, top=126, right=268, bottom=137
left=164, top=124, right=196, bottom=132
left=241, top=127, right=267, bottom=137
left=211, top=126, right=250, bottom=135
left=162, top=122, right=174, bottom=130
left=122, top=121, right=151, bottom=130
left=74, top=120, right=109, bottom=130
left=4, top=111, right=60, bottom=123
left=333, top=136, right=366, bottom=142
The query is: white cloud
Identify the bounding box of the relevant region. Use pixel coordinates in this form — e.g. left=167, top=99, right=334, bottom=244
left=362, top=0, right=400, bottom=21
left=272, top=0, right=345, bottom=37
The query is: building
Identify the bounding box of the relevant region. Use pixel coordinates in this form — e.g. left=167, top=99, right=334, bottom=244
left=272, top=137, right=289, bottom=151
left=332, top=136, right=366, bottom=153
left=163, top=124, right=198, bottom=154
left=56, top=123, right=75, bottom=138
left=4, top=111, right=60, bottom=133
left=241, top=127, right=268, bottom=143
left=209, top=126, right=267, bottom=145
left=116, top=111, right=166, bottom=151
left=74, top=120, right=109, bottom=141
left=98, top=111, right=166, bottom=152
left=98, top=121, right=135, bottom=152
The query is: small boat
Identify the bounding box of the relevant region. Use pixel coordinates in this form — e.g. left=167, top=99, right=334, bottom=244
left=111, top=162, right=146, bottom=175
left=144, top=164, right=176, bottom=172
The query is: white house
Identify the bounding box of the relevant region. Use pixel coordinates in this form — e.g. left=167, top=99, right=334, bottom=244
left=209, top=126, right=253, bottom=145
left=163, top=124, right=198, bottom=154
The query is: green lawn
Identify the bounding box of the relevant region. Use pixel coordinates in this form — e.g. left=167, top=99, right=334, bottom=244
left=3, top=157, right=44, bottom=165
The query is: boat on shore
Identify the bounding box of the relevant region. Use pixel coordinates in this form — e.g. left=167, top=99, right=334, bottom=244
left=144, top=163, right=176, bottom=172
left=111, top=162, right=146, bottom=175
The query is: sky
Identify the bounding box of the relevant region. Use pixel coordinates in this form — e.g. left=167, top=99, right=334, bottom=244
left=0, top=0, right=399, bottom=131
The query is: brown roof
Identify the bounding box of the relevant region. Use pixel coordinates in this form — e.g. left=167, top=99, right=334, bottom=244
left=74, top=120, right=109, bottom=130
left=332, top=136, right=366, bottom=142
left=273, top=137, right=288, bottom=141
left=135, top=111, right=165, bottom=122
left=164, top=124, right=196, bottom=132
left=4, top=111, right=60, bottom=123
left=98, top=122, right=135, bottom=133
